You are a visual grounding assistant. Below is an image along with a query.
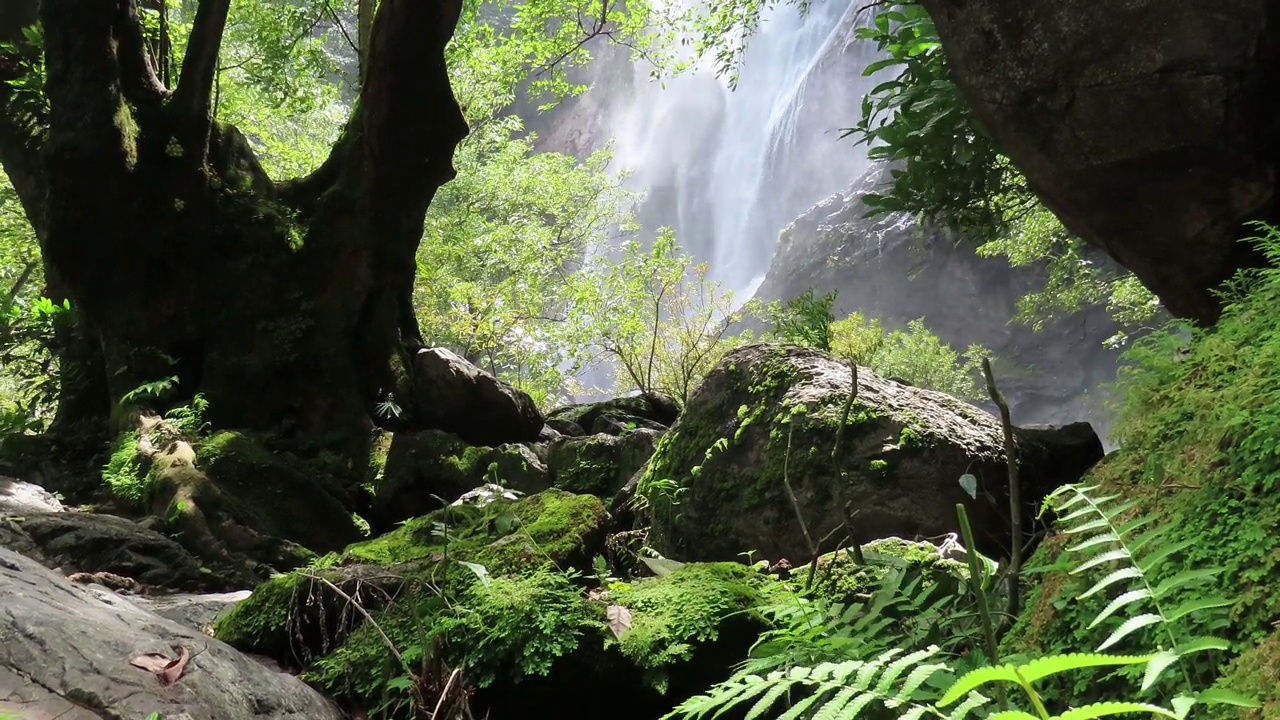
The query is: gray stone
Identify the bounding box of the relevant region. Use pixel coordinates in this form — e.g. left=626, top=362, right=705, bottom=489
left=919, top=0, right=1280, bottom=323
left=644, top=343, right=1104, bottom=563
left=0, top=547, right=343, bottom=720
left=411, top=347, right=544, bottom=445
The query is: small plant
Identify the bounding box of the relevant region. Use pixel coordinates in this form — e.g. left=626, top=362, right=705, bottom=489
left=768, top=289, right=837, bottom=350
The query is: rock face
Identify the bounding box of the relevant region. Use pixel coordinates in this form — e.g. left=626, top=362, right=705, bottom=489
left=0, top=547, right=344, bottom=720
left=412, top=347, right=545, bottom=445
left=547, top=393, right=681, bottom=434
left=547, top=429, right=663, bottom=497
left=919, top=0, right=1280, bottom=323
left=642, top=343, right=1104, bottom=563
left=0, top=478, right=242, bottom=591
left=754, top=162, right=1128, bottom=433
left=370, top=429, right=551, bottom=528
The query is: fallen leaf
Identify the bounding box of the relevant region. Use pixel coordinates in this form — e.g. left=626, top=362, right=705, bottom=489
left=160, top=646, right=191, bottom=686
left=129, top=653, right=172, bottom=674
left=606, top=604, right=632, bottom=640
left=130, top=646, right=192, bottom=686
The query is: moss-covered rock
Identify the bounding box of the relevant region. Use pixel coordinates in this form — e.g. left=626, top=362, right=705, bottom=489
left=607, top=561, right=774, bottom=694
left=369, top=429, right=550, bottom=529
left=546, top=429, right=662, bottom=497
left=808, top=536, right=968, bottom=603
left=547, top=392, right=680, bottom=433
left=142, top=430, right=361, bottom=570
left=641, top=343, right=1101, bottom=564
left=215, top=488, right=778, bottom=718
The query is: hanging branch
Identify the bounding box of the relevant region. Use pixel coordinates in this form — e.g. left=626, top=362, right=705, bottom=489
left=830, top=356, right=866, bottom=566
left=982, top=356, right=1022, bottom=620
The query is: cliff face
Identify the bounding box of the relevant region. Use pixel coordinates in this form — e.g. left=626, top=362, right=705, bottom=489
left=755, top=164, right=1126, bottom=436
left=920, top=0, right=1280, bottom=324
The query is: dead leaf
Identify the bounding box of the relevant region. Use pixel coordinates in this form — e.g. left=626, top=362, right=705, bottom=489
left=160, top=646, right=191, bottom=686
left=606, top=604, right=632, bottom=640
left=129, top=653, right=172, bottom=674
left=130, top=646, right=192, bottom=686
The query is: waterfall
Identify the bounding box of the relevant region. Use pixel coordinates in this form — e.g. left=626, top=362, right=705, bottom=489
left=605, top=0, right=886, bottom=300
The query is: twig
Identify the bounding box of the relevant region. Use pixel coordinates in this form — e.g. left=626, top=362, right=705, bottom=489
left=297, top=571, right=410, bottom=673
left=956, top=503, right=1008, bottom=711
left=780, top=424, right=819, bottom=589
left=430, top=667, right=462, bottom=718
left=982, top=357, right=1022, bottom=622
left=831, top=357, right=866, bottom=565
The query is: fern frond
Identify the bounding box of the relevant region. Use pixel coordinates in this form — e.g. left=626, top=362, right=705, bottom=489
left=666, top=650, right=954, bottom=720
left=1098, top=613, right=1162, bottom=651
left=1078, top=567, right=1143, bottom=599
left=1089, top=589, right=1152, bottom=629
left=1017, top=653, right=1155, bottom=683
left=1053, top=701, right=1178, bottom=720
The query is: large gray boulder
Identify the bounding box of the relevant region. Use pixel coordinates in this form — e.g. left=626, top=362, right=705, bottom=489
left=412, top=347, right=545, bottom=445
left=919, top=0, right=1279, bottom=323
left=547, top=429, right=663, bottom=498
left=642, top=343, right=1103, bottom=563
left=0, top=547, right=344, bottom=720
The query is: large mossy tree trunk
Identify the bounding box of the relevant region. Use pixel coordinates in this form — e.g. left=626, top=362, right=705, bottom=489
left=0, top=0, right=469, bottom=451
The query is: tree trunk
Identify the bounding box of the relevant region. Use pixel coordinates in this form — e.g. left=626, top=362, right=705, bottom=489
left=2, top=0, right=469, bottom=453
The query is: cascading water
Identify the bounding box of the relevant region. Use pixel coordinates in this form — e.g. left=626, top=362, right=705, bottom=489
left=605, top=0, right=886, bottom=300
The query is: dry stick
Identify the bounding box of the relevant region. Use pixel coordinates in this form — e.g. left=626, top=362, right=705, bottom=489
left=982, top=357, right=1022, bottom=621
left=831, top=358, right=866, bottom=566
left=299, top=572, right=410, bottom=673
left=780, top=424, right=820, bottom=589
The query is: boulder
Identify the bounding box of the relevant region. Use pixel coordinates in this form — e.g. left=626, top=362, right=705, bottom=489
left=641, top=343, right=1104, bottom=563
left=0, top=547, right=344, bottom=720
left=752, top=162, right=1127, bottom=434
left=547, top=393, right=680, bottom=433
left=547, top=429, right=663, bottom=497
left=919, top=0, right=1280, bottom=323
left=546, top=418, right=587, bottom=437
left=412, top=347, right=545, bottom=445
left=0, top=476, right=64, bottom=514
left=370, top=429, right=551, bottom=528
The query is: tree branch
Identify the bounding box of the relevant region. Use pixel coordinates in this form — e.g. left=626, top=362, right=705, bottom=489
left=115, top=0, right=167, bottom=99
left=172, top=0, right=230, bottom=140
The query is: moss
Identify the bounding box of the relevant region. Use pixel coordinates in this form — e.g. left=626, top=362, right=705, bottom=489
left=1216, top=628, right=1280, bottom=719
left=549, top=435, right=622, bottom=496
left=212, top=572, right=306, bottom=657
left=608, top=562, right=775, bottom=692
left=192, top=430, right=360, bottom=553
left=809, top=538, right=967, bottom=603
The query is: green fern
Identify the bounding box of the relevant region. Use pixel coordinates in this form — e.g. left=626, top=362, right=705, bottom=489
left=667, top=484, right=1258, bottom=720
left=1039, top=484, right=1235, bottom=694
left=666, top=646, right=978, bottom=720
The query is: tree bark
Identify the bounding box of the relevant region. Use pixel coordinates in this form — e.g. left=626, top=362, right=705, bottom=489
left=3, top=0, right=469, bottom=452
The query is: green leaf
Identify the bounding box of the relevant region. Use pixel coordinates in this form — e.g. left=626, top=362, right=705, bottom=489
left=1141, top=650, right=1180, bottom=691
left=938, top=665, right=1020, bottom=706
left=1097, top=614, right=1163, bottom=651
left=1054, top=702, right=1178, bottom=720
left=1078, top=567, right=1143, bottom=599
left=1163, top=595, right=1234, bottom=622
left=641, top=555, right=687, bottom=577
left=1195, top=688, right=1261, bottom=708
left=1017, top=653, right=1154, bottom=683
left=1088, top=589, right=1152, bottom=629
left=456, top=560, right=490, bottom=587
